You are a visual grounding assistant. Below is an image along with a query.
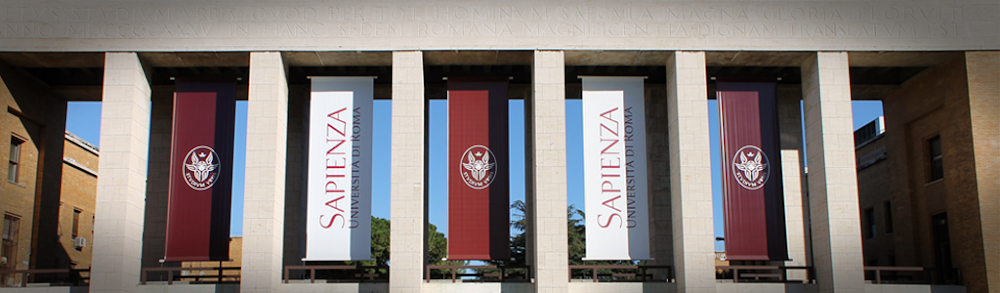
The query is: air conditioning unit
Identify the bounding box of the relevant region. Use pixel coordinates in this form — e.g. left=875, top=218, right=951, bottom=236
left=73, top=237, right=87, bottom=249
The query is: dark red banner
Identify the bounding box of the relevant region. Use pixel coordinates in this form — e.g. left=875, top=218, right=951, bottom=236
left=164, top=81, right=235, bottom=262
left=718, top=82, right=788, bottom=261
left=447, top=79, right=510, bottom=261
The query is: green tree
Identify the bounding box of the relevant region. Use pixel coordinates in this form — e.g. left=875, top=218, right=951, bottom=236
left=427, top=222, right=468, bottom=276
left=344, top=216, right=390, bottom=267
left=338, top=217, right=462, bottom=277
left=503, top=200, right=630, bottom=279
left=344, top=217, right=454, bottom=266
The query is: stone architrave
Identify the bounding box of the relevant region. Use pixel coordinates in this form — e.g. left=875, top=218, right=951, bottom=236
left=0, top=1, right=995, bottom=52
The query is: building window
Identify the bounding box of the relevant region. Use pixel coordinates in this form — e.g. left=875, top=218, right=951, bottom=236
left=864, top=207, right=876, bottom=239
left=8, top=137, right=23, bottom=183
left=2, top=214, right=20, bottom=286
left=883, top=201, right=893, bottom=234
left=71, top=209, right=82, bottom=239
left=928, top=136, right=943, bottom=182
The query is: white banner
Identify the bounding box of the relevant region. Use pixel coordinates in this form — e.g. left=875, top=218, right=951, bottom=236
left=582, top=76, right=650, bottom=260
left=305, top=77, right=374, bottom=261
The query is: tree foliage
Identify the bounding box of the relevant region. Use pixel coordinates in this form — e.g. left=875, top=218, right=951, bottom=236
left=335, top=217, right=463, bottom=277
left=497, top=200, right=631, bottom=278
left=427, top=222, right=468, bottom=275
left=333, top=202, right=634, bottom=280
left=343, top=216, right=390, bottom=267
left=345, top=217, right=454, bottom=267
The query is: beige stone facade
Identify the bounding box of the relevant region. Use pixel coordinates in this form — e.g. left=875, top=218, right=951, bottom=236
left=0, top=0, right=995, bottom=293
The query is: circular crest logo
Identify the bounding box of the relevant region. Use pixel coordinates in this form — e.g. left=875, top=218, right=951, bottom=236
left=183, top=145, right=221, bottom=191
left=732, top=145, right=769, bottom=190
left=460, top=145, right=497, bottom=190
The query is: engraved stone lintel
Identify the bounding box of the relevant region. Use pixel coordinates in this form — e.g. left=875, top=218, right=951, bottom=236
left=0, top=1, right=996, bottom=51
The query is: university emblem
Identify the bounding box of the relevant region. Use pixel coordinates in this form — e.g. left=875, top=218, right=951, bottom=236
left=732, top=145, right=769, bottom=190
left=460, top=145, right=497, bottom=190
left=183, top=145, right=220, bottom=191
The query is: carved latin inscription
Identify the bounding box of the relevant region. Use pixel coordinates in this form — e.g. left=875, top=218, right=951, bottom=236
left=0, top=1, right=995, bottom=50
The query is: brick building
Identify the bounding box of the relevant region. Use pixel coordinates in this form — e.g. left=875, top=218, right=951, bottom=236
left=856, top=54, right=999, bottom=293
left=1, top=63, right=71, bottom=286
left=57, top=132, right=99, bottom=271
left=0, top=127, right=100, bottom=286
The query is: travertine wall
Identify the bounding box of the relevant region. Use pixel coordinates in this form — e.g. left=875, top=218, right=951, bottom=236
left=92, top=52, right=151, bottom=293
left=529, top=50, right=569, bottom=293
left=389, top=50, right=425, bottom=293
left=241, top=51, right=289, bottom=293
left=801, top=52, right=865, bottom=293
left=0, top=0, right=996, bottom=51
left=666, top=51, right=716, bottom=293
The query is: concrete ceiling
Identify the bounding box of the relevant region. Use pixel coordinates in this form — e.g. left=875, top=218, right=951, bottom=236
left=282, top=51, right=392, bottom=67
left=706, top=51, right=813, bottom=67
left=423, top=50, right=533, bottom=65
left=0, top=50, right=965, bottom=68
left=0, top=50, right=965, bottom=103
left=0, top=52, right=104, bottom=68
left=138, top=52, right=249, bottom=67
left=565, top=50, right=669, bottom=66
left=848, top=51, right=961, bottom=67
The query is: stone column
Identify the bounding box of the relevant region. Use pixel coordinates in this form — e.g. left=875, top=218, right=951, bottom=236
left=646, top=85, right=673, bottom=280
left=529, top=50, right=569, bottom=293
left=91, top=52, right=151, bottom=293
left=666, top=51, right=715, bottom=293
left=389, top=50, right=425, bottom=293
left=241, top=51, right=289, bottom=293
left=800, top=51, right=865, bottom=293
left=777, top=87, right=809, bottom=280
left=141, top=87, right=176, bottom=270
left=781, top=149, right=809, bottom=280
left=965, top=51, right=999, bottom=293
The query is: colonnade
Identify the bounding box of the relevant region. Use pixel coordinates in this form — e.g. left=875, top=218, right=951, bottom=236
left=89, top=50, right=863, bottom=293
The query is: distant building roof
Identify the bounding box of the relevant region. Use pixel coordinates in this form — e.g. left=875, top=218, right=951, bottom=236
left=854, top=116, right=885, bottom=149
left=65, top=131, right=99, bottom=155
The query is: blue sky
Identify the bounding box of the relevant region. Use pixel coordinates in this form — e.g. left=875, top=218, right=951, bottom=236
left=65, top=96, right=884, bottom=251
